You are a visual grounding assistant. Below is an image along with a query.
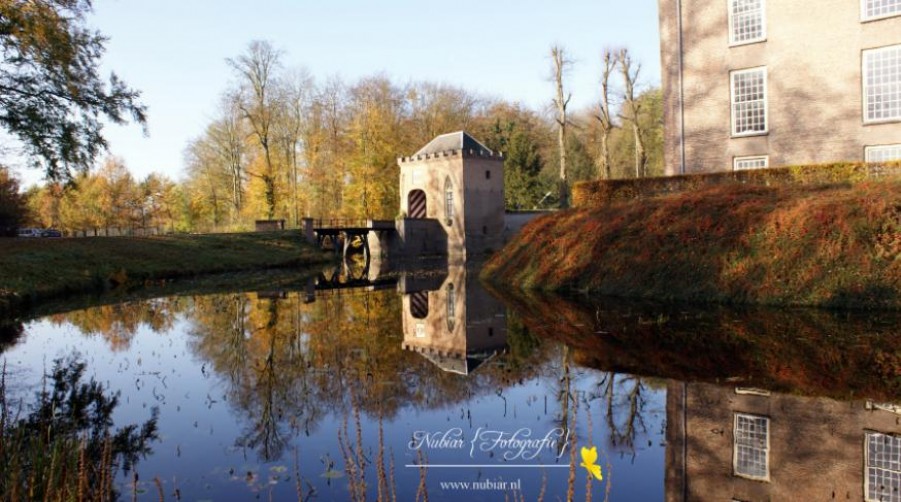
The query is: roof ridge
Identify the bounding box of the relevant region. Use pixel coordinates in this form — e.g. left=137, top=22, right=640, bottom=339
left=413, top=131, right=493, bottom=157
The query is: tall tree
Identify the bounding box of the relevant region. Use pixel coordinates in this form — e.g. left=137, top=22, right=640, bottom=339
left=595, top=50, right=617, bottom=180
left=408, top=82, right=479, bottom=147
left=302, top=77, right=347, bottom=218
left=0, top=166, right=25, bottom=235
left=0, top=0, right=146, bottom=180
left=345, top=76, right=405, bottom=218
left=550, top=46, right=572, bottom=208
left=272, top=68, right=312, bottom=227
left=618, top=49, right=647, bottom=178
left=25, top=181, right=62, bottom=228
left=94, top=156, right=138, bottom=233
left=208, top=99, right=248, bottom=217
left=478, top=106, right=546, bottom=210
left=228, top=40, right=281, bottom=219
left=184, top=136, right=228, bottom=230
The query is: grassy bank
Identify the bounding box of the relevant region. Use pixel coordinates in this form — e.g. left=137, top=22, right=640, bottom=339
left=483, top=179, right=901, bottom=309
left=0, top=232, right=328, bottom=313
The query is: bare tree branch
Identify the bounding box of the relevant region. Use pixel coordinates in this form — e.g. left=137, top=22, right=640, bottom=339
left=617, top=48, right=647, bottom=178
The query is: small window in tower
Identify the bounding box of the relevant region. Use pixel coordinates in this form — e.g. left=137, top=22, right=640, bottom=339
left=486, top=170, right=491, bottom=179
left=488, top=327, right=494, bottom=337
left=483, top=225, right=488, bottom=235
left=444, top=177, right=454, bottom=226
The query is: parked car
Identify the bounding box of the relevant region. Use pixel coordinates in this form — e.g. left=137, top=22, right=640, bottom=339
left=16, top=228, right=41, bottom=238
left=41, top=229, right=62, bottom=238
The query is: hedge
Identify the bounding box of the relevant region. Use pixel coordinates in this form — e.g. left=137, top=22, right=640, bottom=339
left=572, top=161, right=901, bottom=209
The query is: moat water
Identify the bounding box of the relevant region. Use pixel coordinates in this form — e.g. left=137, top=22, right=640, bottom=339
left=1, top=263, right=900, bottom=501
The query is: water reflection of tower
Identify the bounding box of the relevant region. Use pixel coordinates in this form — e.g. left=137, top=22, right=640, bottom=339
left=401, top=265, right=507, bottom=375
left=666, top=381, right=901, bottom=502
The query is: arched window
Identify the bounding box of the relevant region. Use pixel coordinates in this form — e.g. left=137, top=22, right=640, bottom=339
left=444, top=176, right=454, bottom=225
left=446, top=283, right=456, bottom=332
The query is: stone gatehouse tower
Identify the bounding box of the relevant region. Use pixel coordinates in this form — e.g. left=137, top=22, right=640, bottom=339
left=397, top=131, right=505, bottom=256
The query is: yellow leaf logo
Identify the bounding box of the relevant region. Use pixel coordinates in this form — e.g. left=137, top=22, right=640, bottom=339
left=580, top=446, right=603, bottom=481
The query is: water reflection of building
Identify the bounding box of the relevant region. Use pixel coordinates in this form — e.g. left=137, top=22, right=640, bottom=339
left=401, top=265, right=507, bottom=375
left=666, top=381, right=901, bottom=502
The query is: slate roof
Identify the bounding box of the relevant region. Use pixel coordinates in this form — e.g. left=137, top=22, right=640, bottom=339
left=414, top=131, right=493, bottom=156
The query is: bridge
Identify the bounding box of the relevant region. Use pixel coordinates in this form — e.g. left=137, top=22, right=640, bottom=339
left=304, top=218, right=395, bottom=263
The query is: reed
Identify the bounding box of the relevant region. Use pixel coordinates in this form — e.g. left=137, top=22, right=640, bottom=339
left=0, top=357, right=159, bottom=502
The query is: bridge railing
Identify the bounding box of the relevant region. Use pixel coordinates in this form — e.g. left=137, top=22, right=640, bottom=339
left=310, top=218, right=395, bottom=230
left=311, top=218, right=371, bottom=229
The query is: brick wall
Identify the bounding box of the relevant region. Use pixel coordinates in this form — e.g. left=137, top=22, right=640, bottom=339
left=658, top=0, right=901, bottom=174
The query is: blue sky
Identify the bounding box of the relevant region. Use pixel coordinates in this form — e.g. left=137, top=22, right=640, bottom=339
left=20, top=0, right=662, bottom=185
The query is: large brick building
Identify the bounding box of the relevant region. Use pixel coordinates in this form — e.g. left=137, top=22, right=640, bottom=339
left=666, top=381, right=901, bottom=501
left=658, top=0, right=901, bottom=175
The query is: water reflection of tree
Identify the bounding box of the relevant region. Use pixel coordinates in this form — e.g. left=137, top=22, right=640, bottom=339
left=1, top=357, right=159, bottom=501
left=0, top=321, right=23, bottom=353
left=183, top=289, right=550, bottom=462
left=47, top=298, right=185, bottom=351
left=43, top=288, right=553, bottom=465
left=594, top=373, right=649, bottom=455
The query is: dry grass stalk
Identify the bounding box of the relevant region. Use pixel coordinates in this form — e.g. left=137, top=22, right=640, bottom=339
left=153, top=476, right=164, bottom=502
left=415, top=449, right=428, bottom=502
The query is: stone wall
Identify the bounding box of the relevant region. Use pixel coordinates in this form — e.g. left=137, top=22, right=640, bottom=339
left=367, top=218, right=448, bottom=260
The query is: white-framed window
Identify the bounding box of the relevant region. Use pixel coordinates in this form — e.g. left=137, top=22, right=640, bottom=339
left=731, top=67, right=768, bottom=136
left=734, top=155, right=769, bottom=170
left=733, top=413, right=769, bottom=480
left=729, top=0, right=766, bottom=45
left=866, top=144, right=901, bottom=162
left=863, top=45, right=901, bottom=123
left=862, top=0, right=901, bottom=21
left=866, top=432, right=901, bottom=502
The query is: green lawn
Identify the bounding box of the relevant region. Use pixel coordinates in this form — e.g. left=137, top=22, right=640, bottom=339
left=0, top=231, right=328, bottom=312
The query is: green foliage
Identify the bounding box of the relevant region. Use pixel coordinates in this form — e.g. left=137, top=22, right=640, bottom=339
left=0, top=0, right=146, bottom=180
left=482, top=115, right=547, bottom=210
left=503, top=308, right=542, bottom=369
left=0, top=356, right=159, bottom=501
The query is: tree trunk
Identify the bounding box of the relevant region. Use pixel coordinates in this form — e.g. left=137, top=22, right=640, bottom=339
left=551, top=46, right=571, bottom=209
left=632, top=122, right=646, bottom=178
